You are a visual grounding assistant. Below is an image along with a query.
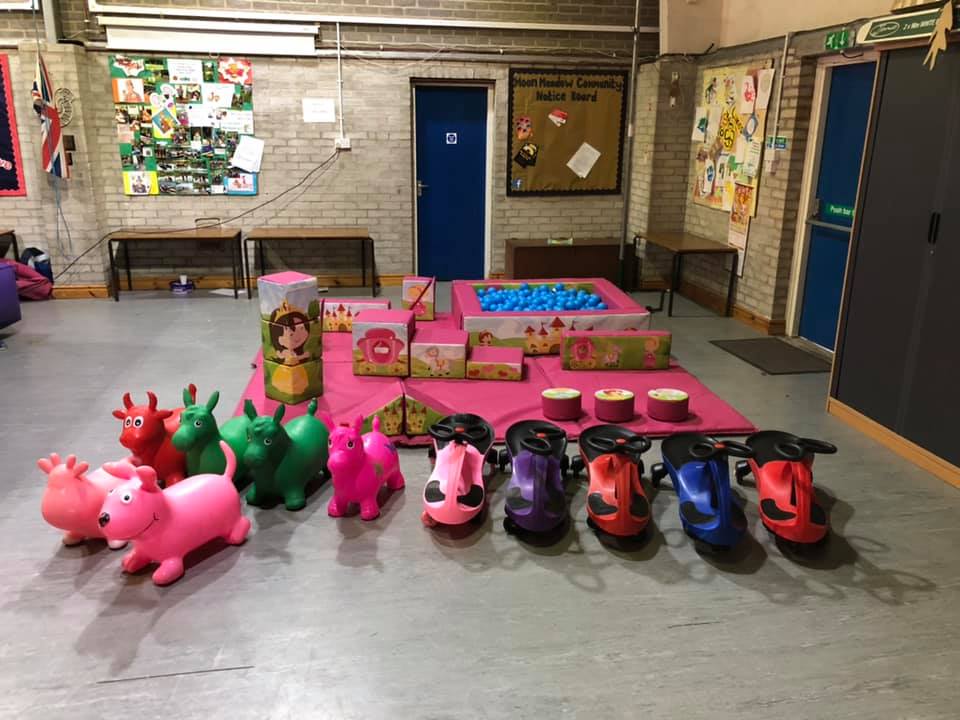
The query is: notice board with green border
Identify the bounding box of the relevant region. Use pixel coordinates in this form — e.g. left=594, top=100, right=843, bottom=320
left=109, top=54, right=257, bottom=197
left=507, top=68, right=627, bottom=196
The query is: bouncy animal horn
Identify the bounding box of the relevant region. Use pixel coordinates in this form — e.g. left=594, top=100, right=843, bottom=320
left=146, top=391, right=158, bottom=411
left=122, top=392, right=133, bottom=409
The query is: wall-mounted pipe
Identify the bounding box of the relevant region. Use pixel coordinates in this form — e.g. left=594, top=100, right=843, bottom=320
left=336, top=21, right=345, bottom=142
left=618, top=0, right=642, bottom=289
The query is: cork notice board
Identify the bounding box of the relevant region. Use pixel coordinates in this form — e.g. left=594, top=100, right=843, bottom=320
left=507, top=68, right=627, bottom=196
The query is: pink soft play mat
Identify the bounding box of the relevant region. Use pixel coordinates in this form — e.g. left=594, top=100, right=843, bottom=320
left=234, top=313, right=755, bottom=445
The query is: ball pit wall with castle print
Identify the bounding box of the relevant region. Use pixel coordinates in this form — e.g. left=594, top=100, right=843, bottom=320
left=451, top=278, right=650, bottom=355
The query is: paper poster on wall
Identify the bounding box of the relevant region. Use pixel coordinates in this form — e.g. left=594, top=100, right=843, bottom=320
left=231, top=134, right=263, bottom=173
left=566, top=142, right=601, bottom=178
left=507, top=68, right=627, bottom=195
left=692, top=61, right=773, bottom=216
left=302, top=97, right=336, bottom=123
left=109, top=55, right=256, bottom=196
left=0, top=55, right=25, bottom=197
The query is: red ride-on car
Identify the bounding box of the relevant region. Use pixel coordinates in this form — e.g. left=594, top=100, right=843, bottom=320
left=735, top=430, right=837, bottom=545
left=570, top=425, right=653, bottom=538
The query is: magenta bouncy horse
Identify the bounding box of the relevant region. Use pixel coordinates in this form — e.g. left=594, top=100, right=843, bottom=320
left=322, top=414, right=405, bottom=520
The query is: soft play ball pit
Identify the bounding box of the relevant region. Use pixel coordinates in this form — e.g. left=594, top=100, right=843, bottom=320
left=477, top=283, right=605, bottom=313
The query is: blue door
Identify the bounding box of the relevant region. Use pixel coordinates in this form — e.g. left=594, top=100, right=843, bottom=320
left=415, top=85, right=487, bottom=280
left=799, top=62, right=876, bottom=350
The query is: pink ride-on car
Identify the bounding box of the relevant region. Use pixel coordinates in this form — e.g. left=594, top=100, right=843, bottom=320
left=421, top=414, right=497, bottom=528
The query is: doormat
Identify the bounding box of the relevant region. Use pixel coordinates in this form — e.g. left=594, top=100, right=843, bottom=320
left=710, top=338, right=831, bottom=375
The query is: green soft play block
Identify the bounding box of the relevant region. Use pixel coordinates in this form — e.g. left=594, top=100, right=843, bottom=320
left=263, top=357, right=323, bottom=404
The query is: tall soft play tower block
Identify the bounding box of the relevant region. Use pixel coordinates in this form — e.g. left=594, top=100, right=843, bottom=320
left=257, top=272, right=323, bottom=404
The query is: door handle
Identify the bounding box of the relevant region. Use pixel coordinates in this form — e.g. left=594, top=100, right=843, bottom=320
left=806, top=218, right=852, bottom=234
left=417, top=180, right=429, bottom=198
left=927, top=211, right=941, bottom=245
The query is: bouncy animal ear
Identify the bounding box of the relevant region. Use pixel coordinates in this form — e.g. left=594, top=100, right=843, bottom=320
left=74, top=461, right=90, bottom=477
left=156, top=409, right=173, bottom=420
left=112, top=409, right=127, bottom=420
left=103, top=461, right=137, bottom=480
left=352, top=415, right=364, bottom=432
left=136, top=465, right=160, bottom=492
left=37, top=456, right=56, bottom=474
left=205, top=391, right=220, bottom=412
left=320, top=412, right=335, bottom=431
left=182, top=387, right=195, bottom=406
left=243, top=399, right=258, bottom=421
left=273, top=404, right=286, bottom=424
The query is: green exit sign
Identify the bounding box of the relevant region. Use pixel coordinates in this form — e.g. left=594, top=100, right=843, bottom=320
left=825, top=29, right=851, bottom=51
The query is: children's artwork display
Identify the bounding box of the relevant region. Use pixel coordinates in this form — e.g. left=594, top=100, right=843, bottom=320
left=109, top=55, right=256, bottom=196
left=507, top=68, right=627, bottom=195
left=691, top=62, right=773, bottom=216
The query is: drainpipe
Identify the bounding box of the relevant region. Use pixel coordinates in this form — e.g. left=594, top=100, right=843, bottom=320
left=768, top=32, right=793, bottom=171
left=336, top=21, right=345, bottom=143
left=41, top=0, right=61, bottom=42
left=618, top=0, right=641, bottom=290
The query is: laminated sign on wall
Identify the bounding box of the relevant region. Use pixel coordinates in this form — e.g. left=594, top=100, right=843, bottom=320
left=109, top=55, right=257, bottom=196
left=507, top=68, right=627, bottom=195
left=691, top=62, right=774, bottom=216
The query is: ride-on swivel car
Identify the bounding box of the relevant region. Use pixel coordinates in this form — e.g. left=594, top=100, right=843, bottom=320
left=570, top=425, right=653, bottom=538
left=422, top=414, right=496, bottom=528
left=735, top=430, right=837, bottom=545
left=498, top=420, right=570, bottom=535
left=651, top=433, right=753, bottom=551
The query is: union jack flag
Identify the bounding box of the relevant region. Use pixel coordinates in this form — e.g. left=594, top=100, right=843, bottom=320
left=31, top=53, right=68, bottom=179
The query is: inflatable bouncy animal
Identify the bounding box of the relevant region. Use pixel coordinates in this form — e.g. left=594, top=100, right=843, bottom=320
left=242, top=399, right=329, bottom=511
left=172, top=388, right=251, bottom=484
left=113, top=385, right=196, bottom=487
left=323, top=414, right=404, bottom=520
left=37, top=453, right=131, bottom=549
left=98, top=442, right=251, bottom=586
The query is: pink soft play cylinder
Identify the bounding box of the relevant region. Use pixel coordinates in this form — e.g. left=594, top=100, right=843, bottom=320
left=322, top=414, right=405, bottom=521
left=542, top=388, right=582, bottom=420
left=647, top=388, right=690, bottom=422
left=594, top=389, right=636, bottom=423
left=97, top=441, right=251, bottom=586
left=37, top=454, right=132, bottom=549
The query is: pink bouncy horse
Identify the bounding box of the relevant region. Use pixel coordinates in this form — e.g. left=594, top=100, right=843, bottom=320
left=97, top=441, right=251, bottom=586
left=322, top=414, right=405, bottom=520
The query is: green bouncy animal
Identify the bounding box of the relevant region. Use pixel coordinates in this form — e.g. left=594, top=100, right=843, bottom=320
left=172, top=389, right=251, bottom=485
left=242, top=399, right=329, bottom=511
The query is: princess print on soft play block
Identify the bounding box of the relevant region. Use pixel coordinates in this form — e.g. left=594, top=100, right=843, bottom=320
left=269, top=301, right=311, bottom=365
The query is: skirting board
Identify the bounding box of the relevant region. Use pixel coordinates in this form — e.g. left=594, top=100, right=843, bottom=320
left=52, top=273, right=404, bottom=298
left=827, top=397, right=960, bottom=490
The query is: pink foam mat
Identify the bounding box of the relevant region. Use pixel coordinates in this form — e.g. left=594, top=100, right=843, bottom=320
left=235, top=323, right=755, bottom=445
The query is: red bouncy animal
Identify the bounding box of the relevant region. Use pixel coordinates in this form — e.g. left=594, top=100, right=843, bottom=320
left=113, top=385, right=196, bottom=487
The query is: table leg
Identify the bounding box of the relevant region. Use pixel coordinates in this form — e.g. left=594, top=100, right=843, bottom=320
left=668, top=252, right=683, bottom=317
left=370, top=239, right=378, bottom=297
left=230, top=236, right=239, bottom=299
left=108, top=240, right=119, bottom=302
left=725, top=251, right=737, bottom=317
left=123, top=241, right=132, bottom=291
left=258, top=239, right=266, bottom=277
left=361, top=238, right=367, bottom=290
left=242, top=236, right=251, bottom=299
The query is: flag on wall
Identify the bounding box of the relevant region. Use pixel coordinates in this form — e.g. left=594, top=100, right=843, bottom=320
left=31, top=53, right=68, bottom=179
left=0, top=54, right=26, bottom=196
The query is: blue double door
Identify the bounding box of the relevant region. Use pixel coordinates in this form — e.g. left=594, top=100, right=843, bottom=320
left=415, top=85, right=488, bottom=280
left=798, top=62, right=876, bottom=350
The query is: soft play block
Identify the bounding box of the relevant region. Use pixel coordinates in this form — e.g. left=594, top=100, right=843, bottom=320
left=352, top=309, right=415, bottom=377
left=264, top=357, right=323, bottom=404
left=402, top=276, right=435, bottom=321
left=466, top=346, right=524, bottom=381
left=452, top=278, right=650, bottom=355
left=410, top=328, right=468, bottom=379
left=258, top=271, right=319, bottom=320
left=322, top=297, right=391, bottom=332
left=260, top=316, right=323, bottom=367
left=562, top=330, right=672, bottom=371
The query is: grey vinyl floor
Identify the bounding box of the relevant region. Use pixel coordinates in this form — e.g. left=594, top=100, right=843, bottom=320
left=1, top=284, right=958, bottom=720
